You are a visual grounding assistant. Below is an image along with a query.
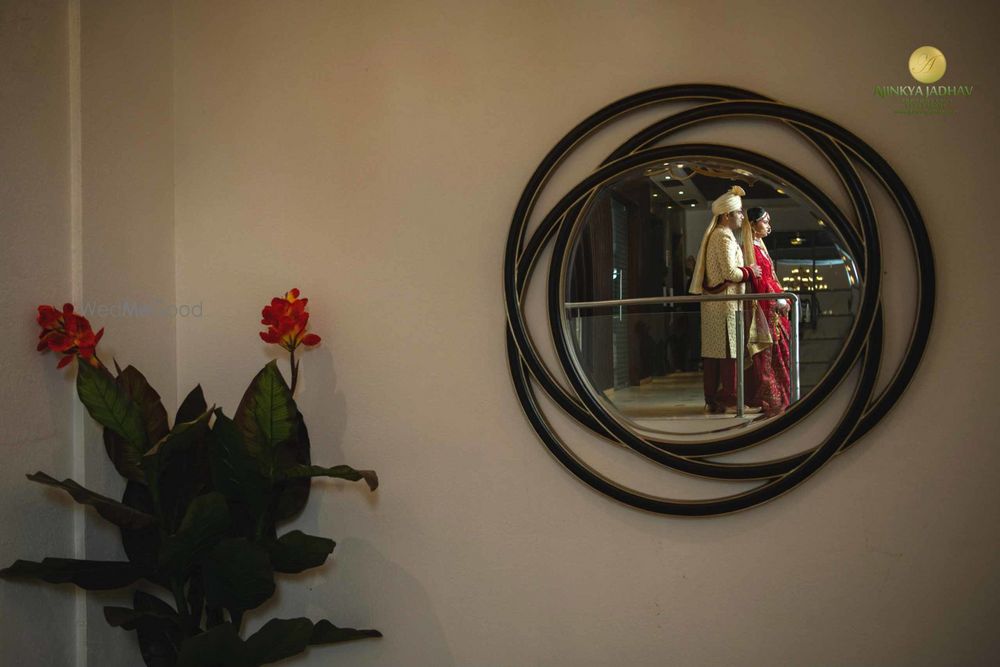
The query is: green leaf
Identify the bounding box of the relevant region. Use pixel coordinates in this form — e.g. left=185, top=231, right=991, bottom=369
left=106, top=592, right=182, bottom=667
left=311, top=619, right=382, bottom=644
left=176, top=385, right=208, bottom=427
left=136, top=589, right=178, bottom=617
left=104, top=605, right=141, bottom=628
left=269, top=531, right=334, bottom=574
left=176, top=623, right=251, bottom=667
left=98, top=366, right=169, bottom=483
left=142, top=409, right=213, bottom=524
left=103, top=600, right=178, bottom=631
left=103, top=429, right=145, bottom=482
left=118, top=481, right=167, bottom=586
left=234, top=361, right=298, bottom=474
left=202, top=538, right=275, bottom=612
left=209, top=410, right=268, bottom=514
left=159, top=492, right=231, bottom=574
left=279, top=464, right=378, bottom=491
left=77, top=361, right=147, bottom=480
left=118, top=365, right=170, bottom=446
left=26, top=471, right=156, bottom=530
left=244, top=617, right=314, bottom=664
left=0, top=558, right=144, bottom=590
left=134, top=591, right=183, bottom=667
left=243, top=617, right=381, bottom=664
left=272, top=413, right=312, bottom=523
left=144, top=408, right=213, bottom=463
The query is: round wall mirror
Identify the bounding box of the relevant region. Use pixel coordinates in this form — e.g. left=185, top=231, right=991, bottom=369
left=563, top=157, right=862, bottom=442
left=504, top=84, right=933, bottom=515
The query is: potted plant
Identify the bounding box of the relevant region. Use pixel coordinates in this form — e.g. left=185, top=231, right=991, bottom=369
left=2, top=289, right=381, bottom=666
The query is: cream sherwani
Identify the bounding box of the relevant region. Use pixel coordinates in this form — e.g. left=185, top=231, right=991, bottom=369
left=700, top=226, right=746, bottom=359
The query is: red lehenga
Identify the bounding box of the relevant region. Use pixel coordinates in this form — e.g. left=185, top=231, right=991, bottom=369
left=746, top=242, right=791, bottom=416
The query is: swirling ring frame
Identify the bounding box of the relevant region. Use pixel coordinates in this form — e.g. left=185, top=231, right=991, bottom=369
left=503, top=84, right=935, bottom=516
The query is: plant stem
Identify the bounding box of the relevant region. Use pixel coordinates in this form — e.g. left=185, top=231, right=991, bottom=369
left=289, top=347, right=298, bottom=394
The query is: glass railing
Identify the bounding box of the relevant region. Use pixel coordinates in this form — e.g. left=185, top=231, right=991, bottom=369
left=564, top=293, right=801, bottom=421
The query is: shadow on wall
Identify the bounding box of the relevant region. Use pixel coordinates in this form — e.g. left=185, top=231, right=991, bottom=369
left=286, top=346, right=350, bottom=466
left=249, top=536, right=456, bottom=667
left=327, top=537, right=456, bottom=666
left=246, top=339, right=451, bottom=666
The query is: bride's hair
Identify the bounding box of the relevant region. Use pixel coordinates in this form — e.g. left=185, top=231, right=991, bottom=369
left=747, top=207, right=767, bottom=223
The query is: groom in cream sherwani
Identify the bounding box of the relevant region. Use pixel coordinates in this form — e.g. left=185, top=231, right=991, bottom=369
left=689, top=186, right=761, bottom=414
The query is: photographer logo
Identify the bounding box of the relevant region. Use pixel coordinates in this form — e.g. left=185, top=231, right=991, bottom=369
left=874, top=45, right=974, bottom=115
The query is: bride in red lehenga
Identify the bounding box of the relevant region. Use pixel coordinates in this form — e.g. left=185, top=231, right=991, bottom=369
left=743, top=207, right=791, bottom=417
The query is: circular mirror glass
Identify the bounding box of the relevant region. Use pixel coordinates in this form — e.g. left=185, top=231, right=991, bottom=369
left=564, top=157, right=862, bottom=441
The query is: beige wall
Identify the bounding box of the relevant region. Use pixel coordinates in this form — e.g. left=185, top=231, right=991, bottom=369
left=172, top=1, right=1000, bottom=665
left=3, top=0, right=999, bottom=665
left=0, top=1, right=76, bottom=663
left=79, top=2, right=176, bottom=665
left=1, top=0, right=175, bottom=664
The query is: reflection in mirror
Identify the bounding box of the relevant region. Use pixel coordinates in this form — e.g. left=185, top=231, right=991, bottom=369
left=564, top=158, right=861, bottom=440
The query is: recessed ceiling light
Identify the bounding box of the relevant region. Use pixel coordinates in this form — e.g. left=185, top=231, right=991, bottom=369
left=665, top=176, right=671, bottom=180
left=690, top=204, right=695, bottom=207
left=677, top=164, right=684, bottom=168
left=776, top=188, right=785, bottom=194
left=652, top=193, right=658, bottom=197
left=678, top=191, right=684, bottom=195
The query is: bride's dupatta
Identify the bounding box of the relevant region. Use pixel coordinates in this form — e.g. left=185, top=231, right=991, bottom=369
left=741, top=225, right=773, bottom=368
left=745, top=300, right=773, bottom=368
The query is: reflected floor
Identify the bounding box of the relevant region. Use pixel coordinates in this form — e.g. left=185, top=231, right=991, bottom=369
left=604, top=371, right=766, bottom=437
left=607, top=371, right=714, bottom=418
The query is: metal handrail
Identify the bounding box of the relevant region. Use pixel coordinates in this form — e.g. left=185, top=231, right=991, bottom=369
left=565, top=292, right=801, bottom=417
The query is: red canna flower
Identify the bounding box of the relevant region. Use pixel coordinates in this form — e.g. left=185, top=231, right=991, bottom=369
left=36, top=303, right=104, bottom=368
left=259, top=288, right=322, bottom=352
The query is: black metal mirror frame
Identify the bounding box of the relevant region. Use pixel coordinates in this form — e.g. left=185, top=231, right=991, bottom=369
left=503, top=84, right=935, bottom=516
